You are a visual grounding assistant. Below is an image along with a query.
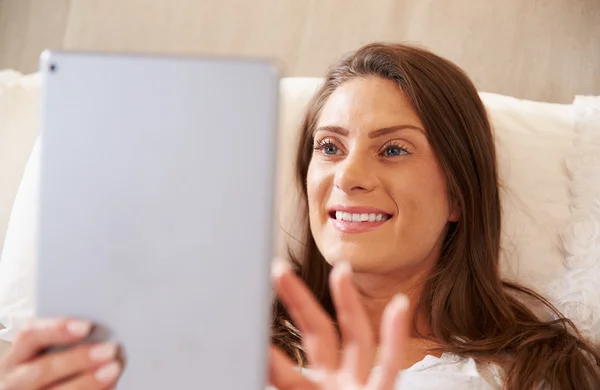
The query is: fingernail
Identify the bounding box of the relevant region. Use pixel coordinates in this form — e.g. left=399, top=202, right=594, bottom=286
left=95, top=361, right=121, bottom=383
left=391, top=294, right=410, bottom=311
left=331, top=261, right=352, bottom=281
left=271, top=260, right=290, bottom=278
left=90, top=342, right=118, bottom=362
left=67, top=320, right=92, bottom=337
left=336, top=261, right=352, bottom=274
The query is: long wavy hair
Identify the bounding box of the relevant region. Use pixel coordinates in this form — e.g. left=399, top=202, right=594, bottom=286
left=271, top=42, right=600, bottom=389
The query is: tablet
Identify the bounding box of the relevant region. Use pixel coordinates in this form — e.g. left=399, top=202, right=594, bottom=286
left=37, top=51, right=279, bottom=389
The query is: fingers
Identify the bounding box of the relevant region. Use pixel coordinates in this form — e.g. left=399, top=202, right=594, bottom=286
left=367, top=295, right=409, bottom=390
left=5, top=318, right=92, bottom=367
left=271, top=262, right=339, bottom=371
left=47, top=361, right=122, bottom=390
left=0, top=342, right=121, bottom=390
left=268, top=346, right=312, bottom=390
left=330, top=262, right=375, bottom=385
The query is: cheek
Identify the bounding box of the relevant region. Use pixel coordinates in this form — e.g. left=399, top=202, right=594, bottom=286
left=392, top=163, right=451, bottom=223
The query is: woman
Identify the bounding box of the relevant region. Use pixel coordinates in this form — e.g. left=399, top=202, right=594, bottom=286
left=0, top=43, right=598, bottom=389
left=268, top=43, right=600, bottom=389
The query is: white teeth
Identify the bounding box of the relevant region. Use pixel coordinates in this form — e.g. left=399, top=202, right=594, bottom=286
left=333, top=212, right=388, bottom=222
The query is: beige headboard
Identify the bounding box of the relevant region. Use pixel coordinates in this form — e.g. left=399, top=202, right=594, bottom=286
left=1, top=0, right=599, bottom=103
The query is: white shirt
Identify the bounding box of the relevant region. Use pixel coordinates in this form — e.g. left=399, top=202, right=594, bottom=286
left=396, top=352, right=503, bottom=389
left=270, top=353, right=504, bottom=390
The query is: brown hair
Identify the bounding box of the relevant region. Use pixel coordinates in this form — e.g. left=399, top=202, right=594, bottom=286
left=271, top=42, right=600, bottom=389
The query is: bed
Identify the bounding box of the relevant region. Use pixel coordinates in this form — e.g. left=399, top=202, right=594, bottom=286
left=0, top=0, right=598, bottom=356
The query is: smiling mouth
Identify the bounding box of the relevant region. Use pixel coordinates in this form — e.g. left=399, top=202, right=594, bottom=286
left=328, top=210, right=392, bottom=223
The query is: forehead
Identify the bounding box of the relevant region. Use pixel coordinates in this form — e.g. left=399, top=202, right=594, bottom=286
left=317, top=76, right=423, bottom=130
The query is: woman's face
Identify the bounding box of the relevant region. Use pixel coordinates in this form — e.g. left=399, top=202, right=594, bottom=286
left=307, top=76, right=458, bottom=273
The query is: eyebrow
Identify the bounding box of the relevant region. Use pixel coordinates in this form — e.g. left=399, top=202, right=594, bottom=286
left=314, top=125, right=425, bottom=138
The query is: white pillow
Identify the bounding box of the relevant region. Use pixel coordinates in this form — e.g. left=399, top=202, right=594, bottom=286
left=0, top=77, right=598, bottom=351
left=0, top=140, right=39, bottom=348
left=0, top=71, right=41, bottom=256
left=482, top=93, right=575, bottom=293
left=554, top=96, right=600, bottom=344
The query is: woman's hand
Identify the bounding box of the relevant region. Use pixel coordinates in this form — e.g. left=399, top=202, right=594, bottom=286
left=0, top=318, right=122, bottom=389
left=269, top=262, right=409, bottom=390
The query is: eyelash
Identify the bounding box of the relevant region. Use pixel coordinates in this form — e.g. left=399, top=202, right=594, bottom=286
left=313, top=138, right=340, bottom=155
left=313, top=138, right=411, bottom=157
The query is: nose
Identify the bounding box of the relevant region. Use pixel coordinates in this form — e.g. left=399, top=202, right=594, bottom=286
left=334, top=152, right=377, bottom=194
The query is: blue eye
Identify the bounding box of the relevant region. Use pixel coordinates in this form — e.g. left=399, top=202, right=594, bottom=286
left=322, top=144, right=338, bottom=155
left=383, top=145, right=409, bottom=157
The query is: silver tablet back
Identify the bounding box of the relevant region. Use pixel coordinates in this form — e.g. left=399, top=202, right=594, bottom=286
left=37, top=51, right=279, bottom=389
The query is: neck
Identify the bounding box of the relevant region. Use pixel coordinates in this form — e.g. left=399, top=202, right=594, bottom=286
left=352, top=260, right=436, bottom=342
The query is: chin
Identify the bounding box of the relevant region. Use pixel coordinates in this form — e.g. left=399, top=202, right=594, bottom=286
left=321, top=242, right=390, bottom=272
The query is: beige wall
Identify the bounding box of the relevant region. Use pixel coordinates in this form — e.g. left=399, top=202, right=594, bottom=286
left=1, top=0, right=599, bottom=103
left=0, top=0, right=69, bottom=73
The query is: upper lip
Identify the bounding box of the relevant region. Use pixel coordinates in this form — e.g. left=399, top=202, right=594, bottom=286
left=328, top=205, right=393, bottom=216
